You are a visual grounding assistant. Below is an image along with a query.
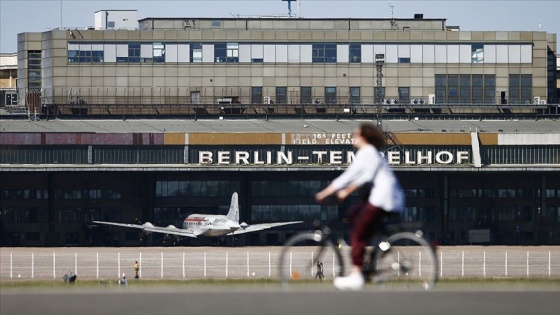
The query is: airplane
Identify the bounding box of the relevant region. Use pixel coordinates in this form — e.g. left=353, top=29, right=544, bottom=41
left=93, top=192, right=303, bottom=238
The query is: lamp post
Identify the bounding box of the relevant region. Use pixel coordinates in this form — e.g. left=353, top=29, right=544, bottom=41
left=375, top=53, right=385, bottom=129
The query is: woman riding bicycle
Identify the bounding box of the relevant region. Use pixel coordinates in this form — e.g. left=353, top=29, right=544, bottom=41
left=315, top=122, right=405, bottom=291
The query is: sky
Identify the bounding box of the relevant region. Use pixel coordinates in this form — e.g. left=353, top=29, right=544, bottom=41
left=1, top=0, right=559, bottom=53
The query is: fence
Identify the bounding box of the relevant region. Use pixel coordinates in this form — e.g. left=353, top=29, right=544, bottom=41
left=1, top=246, right=559, bottom=281
left=3, top=87, right=559, bottom=117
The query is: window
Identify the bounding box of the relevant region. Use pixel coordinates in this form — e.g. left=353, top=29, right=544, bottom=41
left=190, top=43, right=202, bottom=63
left=398, top=87, right=410, bottom=104
left=349, top=44, right=361, bottom=63
left=68, top=50, right=79, bottom=63
left=520, top=74, right=532, bottom=104
left=436, top=74, right=495, bottom=104
left=349, top=87, right=360, bottom=104
left=472, top=74, right=483, bottom=103
left=92, top=50, right=104, bottom=62
left=398, top=57, right=411, bottom=63
left=471, top=44, right=484, bottom=63
left=252, top=87, right=263, bottom=104
left=27, top=51, right=41, bottom=89
left=215, top=43, right=239, bottom=63
left=128, top=43, right=140, bottom=62
left=447, top=75, right=458, bottom=104
left=460, top=74, right=471, bottom=104
left=78, top=50, right=92, bottom=63
left=226, top=43, right=239, bottom=62
left=325, top=87, right=337, bottom=104
left=211, top=21, right=221, bottom=27
left=153, top=43, right=165, bottom=63
left=300, top=87, right=312, bottom=104
left=484, top=74, right=496, bottom=104
left=435, top=74, right=446, bottom=104
left=276, top=87, right=287, bottom=104
left=312, top=43, right=337, bottom=63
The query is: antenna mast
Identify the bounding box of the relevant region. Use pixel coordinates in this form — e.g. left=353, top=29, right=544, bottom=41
left=282, top=0, right=297, bottom=18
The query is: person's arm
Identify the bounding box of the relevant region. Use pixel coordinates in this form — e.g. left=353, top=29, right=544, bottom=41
left=315, top=182, right=339, bottom=203
left=336, top=182, right=360, bottom=201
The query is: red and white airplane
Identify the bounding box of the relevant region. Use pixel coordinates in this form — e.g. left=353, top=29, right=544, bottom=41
left=93, top=192, right=302, bottom=238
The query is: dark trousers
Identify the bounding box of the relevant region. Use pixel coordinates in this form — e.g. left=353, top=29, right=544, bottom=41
left=348, top=202, right=386, bottom=267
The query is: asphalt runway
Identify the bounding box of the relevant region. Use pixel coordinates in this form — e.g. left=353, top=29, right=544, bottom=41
left=2, top=285, right=559, bottom=315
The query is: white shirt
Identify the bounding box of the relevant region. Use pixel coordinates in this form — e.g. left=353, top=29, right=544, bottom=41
left=331, top=144, right=405, bottom=212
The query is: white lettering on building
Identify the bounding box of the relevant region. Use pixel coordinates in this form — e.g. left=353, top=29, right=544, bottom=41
left=197, top=150, right=470, bottom=165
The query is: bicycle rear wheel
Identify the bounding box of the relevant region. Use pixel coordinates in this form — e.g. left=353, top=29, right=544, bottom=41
left=372, top=231, right=437, bottom=290
left=278, top=232, right=344, bottom=289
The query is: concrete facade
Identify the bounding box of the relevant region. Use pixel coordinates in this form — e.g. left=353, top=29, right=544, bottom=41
left=15, top=17, right=558, bottom=115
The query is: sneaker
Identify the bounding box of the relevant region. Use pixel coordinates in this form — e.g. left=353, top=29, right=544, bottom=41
left=333, top=272, right=364, bottom=291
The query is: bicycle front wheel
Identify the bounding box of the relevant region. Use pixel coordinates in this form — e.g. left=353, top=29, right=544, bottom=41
left=373, top=231, right=437, bottom=290
left=278, top=232, right=344, bottom=289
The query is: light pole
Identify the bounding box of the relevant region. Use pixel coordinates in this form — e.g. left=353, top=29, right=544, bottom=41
left=375, top=53, right=385, bottom=130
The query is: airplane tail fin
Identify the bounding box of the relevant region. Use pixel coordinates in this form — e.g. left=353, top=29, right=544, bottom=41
left=226, top=192, right=239, bottom=222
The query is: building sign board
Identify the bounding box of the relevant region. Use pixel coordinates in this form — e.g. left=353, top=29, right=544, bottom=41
left=196, top=149, right=470, bottom=165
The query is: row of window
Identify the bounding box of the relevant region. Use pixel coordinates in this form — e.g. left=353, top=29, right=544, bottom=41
left=435, top=74, right=496, bottom=104
left=4, top=187, right=555, bottom=201
left=0, top=207, right=121, bottom=223
left=449, top=188, right=541, bottom=199
left=155, top=181, right=242, bottom=197
left=5, top=205, right=556, bottom=224
left=0, top=189, right=121, bottom=200
left=447, top=206, right=552, bottom=222
left=67, top=42, right=533, bottom=64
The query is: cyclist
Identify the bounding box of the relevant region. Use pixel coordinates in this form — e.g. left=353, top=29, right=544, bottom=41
left=315, top=122, right=405, bottom=291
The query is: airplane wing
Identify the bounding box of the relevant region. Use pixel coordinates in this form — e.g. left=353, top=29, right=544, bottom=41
left=92, top=221, right=197, bottom=238
left=230, top=221, right=303, bottom=235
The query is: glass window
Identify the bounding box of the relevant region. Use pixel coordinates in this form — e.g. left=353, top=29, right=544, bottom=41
left=312, top=43, right=337, bottom=63
left=325, top=87, right=337, bottom=104
left=190, top=43, right=202, bottom=63
left=226, top=43, right=239, bottom=62
left=214, top=43, right=226, bottom=62
left=128, top=43, right=140, bottom=62
left=153, top=43, right=165, bottom=63
left=398, top=87, right=410, bottom=104
left=520, top=74, right=532, bottom=104
left=460, top=74, right=470, bottom=103
left=252, top=87, right=263, bottom=104
left=471, top=44, right=484, bottom=63
left=398, top=57, right=411, bottom=63
left=68, top=50, right=79, bottom=63
left=349, top=44, right=361, bottom=63
left=349, top=87, right=360, bottom=104
left=300, top=87, right=312, bottom=104
left=276, top=87, right=287, bottom=104
left=509, top=74, right=520, bottom=104
left=484, top=74, right=496, bottom=104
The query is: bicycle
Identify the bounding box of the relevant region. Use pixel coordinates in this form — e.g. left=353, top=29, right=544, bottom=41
left=278, top=219, right=438, bottom=290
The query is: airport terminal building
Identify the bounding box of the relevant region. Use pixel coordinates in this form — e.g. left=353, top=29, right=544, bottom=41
left=1, top=119, right=559, bottom=247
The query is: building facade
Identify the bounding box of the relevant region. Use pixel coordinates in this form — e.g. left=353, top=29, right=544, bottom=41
left=15, top=16, right=558, bottom=116
left=1, top=120, right=559, bottom=247
left=0, top=53, right=18, bottom=107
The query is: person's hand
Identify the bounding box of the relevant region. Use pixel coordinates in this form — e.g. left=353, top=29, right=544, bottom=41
left=336, top=188, right=351, bottom=201
left=315, top=191, right=326, bottom=203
